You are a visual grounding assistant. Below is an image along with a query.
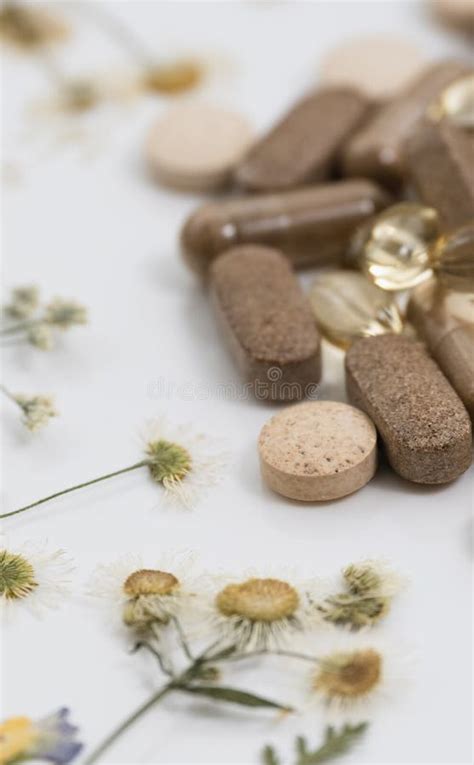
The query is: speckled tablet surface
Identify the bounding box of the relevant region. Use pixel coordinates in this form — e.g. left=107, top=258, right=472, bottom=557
left=258, top=401, right=377, bottom=501
left=345, top=335, right=472, bottom=484
left=211, top=246, right=321, bottom=401
left=146, top=102, right=254, bottom=191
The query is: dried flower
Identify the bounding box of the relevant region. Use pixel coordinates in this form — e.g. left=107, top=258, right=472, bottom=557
left=1, top=418, right=228, bottom=520
left=318, top=559, right=403, bottom=630
left=44, top=298, right=88, bottom=329
left=0, top=542, right=73, bottom=617
left=26, top=322, right=54, bottom=350
left=88, top=552, right=199, bottom=633
left=306, top=634, right=407, bottom=721
left=143, top=419, right=228, bottom=509
left=0, top=708, right=82, bottom=765
left=206, top=570, right=321, bottom=650
left=3, top=285, right=39, bottom=319
left=13, top=393, right=58, bottom=432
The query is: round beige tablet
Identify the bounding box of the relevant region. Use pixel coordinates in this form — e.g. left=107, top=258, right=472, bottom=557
left=147, top=102, right=254, bottom=191
left=320, top=37, right=426, bottom=100
left=258, top=401, right=377, bottom=501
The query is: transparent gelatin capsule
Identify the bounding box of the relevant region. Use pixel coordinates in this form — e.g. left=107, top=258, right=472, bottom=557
left=432, top=222, right=474, bottom=291
left=309, top=270, right=404, bottom=349
left=430, top=74, right=474, bottom=130
left=350, top=203, right=440, bottom=291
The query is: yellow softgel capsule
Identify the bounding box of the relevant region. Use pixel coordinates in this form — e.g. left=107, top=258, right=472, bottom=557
left=351, top=202, right=440, bottom=291
left=432, top=222, right=474, bottom=291
left=309, top=270, right=403, bottom=349
left=430, top=74, right=474, bottom=130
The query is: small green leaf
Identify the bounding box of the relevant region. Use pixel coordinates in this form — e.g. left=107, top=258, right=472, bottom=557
left=179, top=684, right=292, bottom=711
left=296, top=723, right=369, bottom=765
left=262, top=744, right=281, bottom=765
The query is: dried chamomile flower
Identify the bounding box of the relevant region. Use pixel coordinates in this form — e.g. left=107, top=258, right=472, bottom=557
left=0, top=708, right=82, bottom=765
left=3, top=285, right=39, bottom=320
left=319, top=559, right=403, bottom=630
left=1, top=418, right=228, bottom=520
left=44, top=298, right=88, bottom=329
left=142, top=419, right=228, bottom=509
left=306, top=635, right=408, bottom=722
left=0, top=541, right=73, bottom=617
left=144, top=59, right=204, bottom=95
left=13, top=393, right=57, bottom=432
left=205, top=569, right=321, bottom=650
left=88, top=552, right=198, bottom=633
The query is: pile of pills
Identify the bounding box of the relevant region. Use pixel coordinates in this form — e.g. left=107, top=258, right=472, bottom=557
left=147, top=40, right=473, bottom=499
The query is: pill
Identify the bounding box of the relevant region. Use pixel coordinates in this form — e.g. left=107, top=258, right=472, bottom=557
left=341, top=60, right=471, bottom=187
left=431, top=222, right=474, bottom=290
left=181, top=179, right=389, bottom=276
left=430, top=74, right=474, bottom=130
left=146, top=102, right=254, bottom=191
left=309, top=271, right=403, bottom=349
left=350, top=202, right=440, bottom=291
left=258, top=401, right=377, bottom=501
left=407, top=280, right=474, bottom=420
left=345, top=335, right=472, bottom=484
left=432, top=0, right=474, bottom=35
left=403, top=115, right=474, bottom=229
left=234, top=88, right=370, bottom=192
left=210, top=246, right=321, bottom=402
left=320, top=37, right=426, bottom=100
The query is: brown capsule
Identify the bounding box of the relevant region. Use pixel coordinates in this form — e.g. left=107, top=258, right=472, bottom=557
left=181, top=179, right=389, bottom=276
left=407, top=280, right=474, bottom=421
left=403, top=117, right=474, bottom=229
left=345, top=334, right=472, bottom=484
left=234, top=88, right=370, bottom=192
left=341, top=60, right=472, bottom=187
left=210, top=246, right=321, bottom=402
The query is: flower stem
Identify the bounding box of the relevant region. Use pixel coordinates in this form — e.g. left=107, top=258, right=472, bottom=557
left=0, top=383, right=17, bottom=405
left=0, top=460, right=148, bottom=520
left=0, top=319, right=37, bottom=336
left=83, top=683, right=173, bottom=765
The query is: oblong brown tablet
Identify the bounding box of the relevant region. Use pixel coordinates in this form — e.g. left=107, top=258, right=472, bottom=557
left=181, top=179, right=389, bottom=276
left=403, top=117, right=474, bottom=228
left=345, top=335, right=472, bottom=484
left=341, top=60, right=471, bottom=187
left=234, top=88, right=370, bottom=192
left=258, top=401, right=377, bottom=501
left=210, top=246, right=321, bottom=401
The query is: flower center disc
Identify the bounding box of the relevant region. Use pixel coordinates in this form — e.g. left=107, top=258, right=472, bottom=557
left=146, top=439, right=192, bottom=484
left=216, top=578, right=299, bottom=622
left=123, top=569, right=179, bottom=597
left=0, top=550, right=38, bottom=600
left=315, top=649, right=382, bottom=699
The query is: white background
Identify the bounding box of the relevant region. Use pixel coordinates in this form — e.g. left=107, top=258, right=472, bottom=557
left=1, top=2, right=473, bottom=764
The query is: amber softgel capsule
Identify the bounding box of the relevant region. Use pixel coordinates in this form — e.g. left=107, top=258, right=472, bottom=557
left=309, top=271, right=403, bottom=349
left=349, top=202, right=441, bottom=291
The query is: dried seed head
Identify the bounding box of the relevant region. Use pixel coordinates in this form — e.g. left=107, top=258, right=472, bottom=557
left=14, top=394, right=57, bottom=432
left=123, top=569, right=179, bottom=597
left=343, top=563, right=382, bottom=595
left=0, top=550, right=38, bottom=601
left=60, top=81, right=99, bottom=113
left=313, top=649, right=382, bottom=701
left=216, top=578, right=300, bottom=623
left=145, top=439, right=192, bottom=485
left=322, top=594, right=390, bottom=629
